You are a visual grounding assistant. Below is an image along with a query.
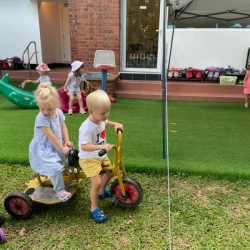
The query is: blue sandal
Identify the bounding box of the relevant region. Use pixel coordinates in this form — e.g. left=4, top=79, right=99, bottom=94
left=90, top=207, right=107, bottom=223
left=98, top=188, right=110, bottom=199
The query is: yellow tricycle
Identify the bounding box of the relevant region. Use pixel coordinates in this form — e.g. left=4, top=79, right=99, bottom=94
left=4, top=129, right=143, bottom=219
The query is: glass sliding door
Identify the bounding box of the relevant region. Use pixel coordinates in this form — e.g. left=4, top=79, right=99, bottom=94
left=121, top=0, right=163, bottom=72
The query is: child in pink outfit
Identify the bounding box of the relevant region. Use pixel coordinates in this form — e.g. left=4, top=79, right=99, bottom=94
left=243, top=65, right=250, bottom=108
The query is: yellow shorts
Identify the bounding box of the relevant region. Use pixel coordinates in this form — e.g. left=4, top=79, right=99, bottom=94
left=79, top=157, right=111, bottom=177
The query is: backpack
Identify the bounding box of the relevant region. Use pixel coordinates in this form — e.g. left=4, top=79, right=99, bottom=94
left=7, top=58, right=14, bottom=67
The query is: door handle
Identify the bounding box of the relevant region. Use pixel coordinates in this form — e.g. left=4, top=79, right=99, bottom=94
left=156, top=29, right=162, bottom=36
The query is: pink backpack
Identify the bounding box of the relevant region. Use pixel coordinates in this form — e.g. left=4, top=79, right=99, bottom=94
left=206, top=66, right=220, bottom=80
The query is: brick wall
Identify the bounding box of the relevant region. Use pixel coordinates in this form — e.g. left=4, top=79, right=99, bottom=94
left=68, top=0, right=120, bottom=76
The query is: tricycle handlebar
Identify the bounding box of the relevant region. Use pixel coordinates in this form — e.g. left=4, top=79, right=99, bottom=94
left=98, top=149, right=107, bottom=157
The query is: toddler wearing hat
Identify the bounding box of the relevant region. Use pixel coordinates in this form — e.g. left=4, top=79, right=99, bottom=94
left=64, top=61, right=86, bottom=115
left=21, top=63, right=52, bottom=89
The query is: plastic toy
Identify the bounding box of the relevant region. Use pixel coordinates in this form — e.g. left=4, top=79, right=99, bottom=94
left=83, top=72, right=114, bottom=79
left=0, top=229, right=6, bottom=244
left=57, top=86, right=88, bottom=113
left=4, top=129, right=143, bottom=219
left=94, top=50, right=116, bottom=92
left=92, top=51, right=116, bottom=103
left=58, top=79, right=114, bottom=112
left=0, top=74, right=38, bottom=109
left=0, top=216, right=6, bottom=244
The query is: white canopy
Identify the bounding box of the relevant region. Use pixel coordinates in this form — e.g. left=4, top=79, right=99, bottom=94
left=168, top=0, right=250, bottom=21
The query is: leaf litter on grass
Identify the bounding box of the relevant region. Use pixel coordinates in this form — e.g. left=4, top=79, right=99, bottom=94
left=1, top=165, right=250, bottom=249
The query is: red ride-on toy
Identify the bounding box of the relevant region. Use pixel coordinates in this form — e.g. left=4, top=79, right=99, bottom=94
left=4, top=129, right=143, bottom=219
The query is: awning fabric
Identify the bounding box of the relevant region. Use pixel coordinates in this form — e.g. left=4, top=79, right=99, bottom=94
left=168, top=0, right=250, bottom=21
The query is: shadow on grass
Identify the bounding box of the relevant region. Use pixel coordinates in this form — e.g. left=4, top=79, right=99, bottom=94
left=0, top=106, right=32, bottom=111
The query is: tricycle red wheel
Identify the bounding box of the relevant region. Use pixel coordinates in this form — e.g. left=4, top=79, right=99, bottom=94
left=110, top=177, right=143, bottom=208
left=4, top=192, right=34, bottom=219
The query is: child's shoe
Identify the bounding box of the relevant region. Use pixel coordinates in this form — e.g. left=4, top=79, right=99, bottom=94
left=98, top=188, right=110, bottom=199
left=80, top=108, right=86, bottom=114
left=68, top=109, right=73, bottom=115
left=245, top=103, right=249, bottom=108
left=56, top=190, right=72, bottom=202
left=90, top=207, right=107, bottom=223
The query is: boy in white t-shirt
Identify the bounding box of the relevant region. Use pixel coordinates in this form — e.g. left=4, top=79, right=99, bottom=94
left=78, top=90, right=123, bottom=223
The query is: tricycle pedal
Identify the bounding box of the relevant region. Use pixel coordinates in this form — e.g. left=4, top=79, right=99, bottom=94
left=111, top=194, right=118, bottom=205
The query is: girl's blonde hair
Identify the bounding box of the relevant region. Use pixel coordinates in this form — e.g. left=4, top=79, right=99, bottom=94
left=74, top=66, right=84, bottom=77
left=86, top=90, right=111, bottom=111
left=35, top=82, right=59, bottom=105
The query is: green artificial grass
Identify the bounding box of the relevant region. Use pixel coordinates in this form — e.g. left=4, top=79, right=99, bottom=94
left=1, top=81, right=250, bottom=180
left=167, top=101, right=250, bottom=180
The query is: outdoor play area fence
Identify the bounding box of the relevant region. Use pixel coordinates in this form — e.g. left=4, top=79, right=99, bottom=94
left=127, top=53, right=157, bottom=68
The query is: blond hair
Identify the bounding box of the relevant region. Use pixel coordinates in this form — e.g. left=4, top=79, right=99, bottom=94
left=74, top=66, right=83, bottom=77
left=35, top=82, right=59, bottom=105
left=86, top=90, right=111, bottom=111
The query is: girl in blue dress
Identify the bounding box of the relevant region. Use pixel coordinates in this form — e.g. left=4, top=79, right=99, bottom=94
left=29, top=82, right=73, bottom=202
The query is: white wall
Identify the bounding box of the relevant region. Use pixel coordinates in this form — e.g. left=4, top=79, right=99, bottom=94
left=166, top=29, right=250, bottom=69
left=0, top=0, right=42, bottom=64
left=39, top=2, right=62, bottom=64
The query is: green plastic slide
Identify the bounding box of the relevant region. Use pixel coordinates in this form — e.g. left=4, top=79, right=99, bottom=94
left=0, top=74, right=38, bottom=109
